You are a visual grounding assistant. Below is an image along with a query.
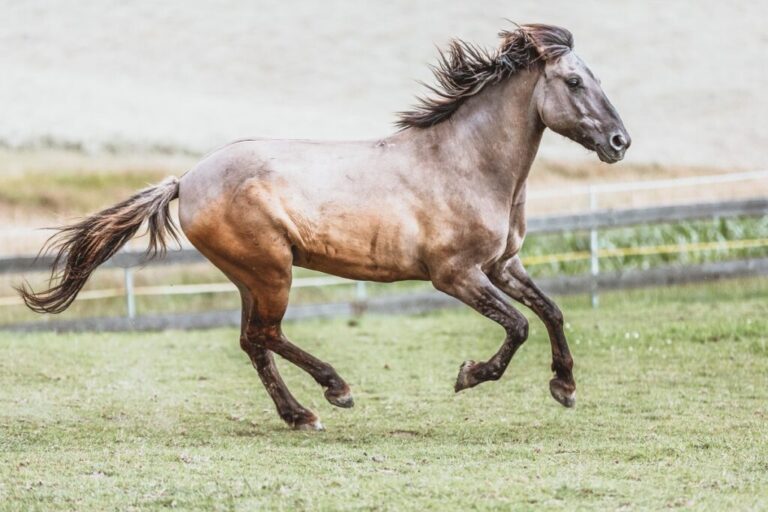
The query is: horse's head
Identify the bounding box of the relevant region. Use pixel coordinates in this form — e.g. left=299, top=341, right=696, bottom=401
left=527, top=25, right=631, bottom=163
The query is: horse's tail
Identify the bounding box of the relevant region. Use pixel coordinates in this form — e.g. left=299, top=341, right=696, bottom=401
left=17, top=176, right=181, bottom=314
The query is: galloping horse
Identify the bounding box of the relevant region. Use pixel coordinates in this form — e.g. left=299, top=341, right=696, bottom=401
left=20, top=24, right=630, bottom=430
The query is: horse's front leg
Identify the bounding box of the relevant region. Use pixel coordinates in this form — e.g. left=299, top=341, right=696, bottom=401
left=489, top=256, right=576, bottom=407
left=432, top=266, right=529, bottom=392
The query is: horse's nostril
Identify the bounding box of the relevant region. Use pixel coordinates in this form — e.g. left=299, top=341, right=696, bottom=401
left=610, top=133, right=626, bottom=151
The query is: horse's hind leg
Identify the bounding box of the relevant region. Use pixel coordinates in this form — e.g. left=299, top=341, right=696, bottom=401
left=242, top=307, right=354, bottom=411
left=238, top=258, right=354, bottom=413
left=238, top=293, right=322, bottom=430
left=196, top=230, right=352, bottom=429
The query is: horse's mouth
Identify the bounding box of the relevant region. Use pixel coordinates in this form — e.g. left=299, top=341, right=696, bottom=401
left=595, top=144, right=624, bottom=164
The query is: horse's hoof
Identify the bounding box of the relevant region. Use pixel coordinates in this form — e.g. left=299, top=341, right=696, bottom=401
left=549, top=378, right=576, bottom=408
left=455, top=360, right=479, bottom=392
left=294, top=418, right=325, bottom=431
left=325, top=388, right=355, bottom=408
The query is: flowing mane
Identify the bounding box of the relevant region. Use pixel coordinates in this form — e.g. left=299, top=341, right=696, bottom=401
left=396, top=24, right=573, bottom=129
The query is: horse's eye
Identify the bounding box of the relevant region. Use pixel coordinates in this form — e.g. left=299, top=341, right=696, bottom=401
left=566, top=76, right=582, bottom=89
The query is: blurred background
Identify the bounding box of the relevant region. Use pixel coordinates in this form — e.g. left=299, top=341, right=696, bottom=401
left=1, top=0, right=766, bottom=328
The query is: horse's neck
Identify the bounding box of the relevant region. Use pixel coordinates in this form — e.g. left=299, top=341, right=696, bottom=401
left=404, top=70, right=544, bottom=203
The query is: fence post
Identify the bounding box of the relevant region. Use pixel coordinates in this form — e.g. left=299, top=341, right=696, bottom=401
left=356, top=281, right=367, bottom=302
left=124, top=267, right=136, bottom=319
left=589, top=186, right=599, bottom=308
left=352, top=281, right=368, bottom=317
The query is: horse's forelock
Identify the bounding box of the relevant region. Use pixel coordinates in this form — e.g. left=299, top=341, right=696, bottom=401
left=528, top=24, right=574, bottom=60
left=506, top=24, right=574, bottom=62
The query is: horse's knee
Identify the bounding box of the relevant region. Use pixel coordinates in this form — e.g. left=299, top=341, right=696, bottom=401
left=507, top=316, right=529, bottom=342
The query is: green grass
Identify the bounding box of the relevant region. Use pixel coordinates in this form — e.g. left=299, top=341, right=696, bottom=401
left=1, top=279, right=767, bottom=510
left=524, top=216, right=768, bottom=276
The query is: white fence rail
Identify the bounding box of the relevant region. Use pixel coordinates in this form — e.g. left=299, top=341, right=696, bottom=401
left=527, top=169, right=768, bottom=199
left=5, top=258, right=768, bottom=333
left=1, top=195, right=766, bottom=328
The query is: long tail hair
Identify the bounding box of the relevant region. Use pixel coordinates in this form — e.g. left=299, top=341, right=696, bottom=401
left=18, top=176, right=181, bottom=314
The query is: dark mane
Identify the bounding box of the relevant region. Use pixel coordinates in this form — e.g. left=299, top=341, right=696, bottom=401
left=396, top=24, right=573, bottom=129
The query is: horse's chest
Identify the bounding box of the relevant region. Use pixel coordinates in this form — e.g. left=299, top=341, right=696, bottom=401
left=436, top=210, right=516, bottom=263
left=460, top=203, right=526, bottom=263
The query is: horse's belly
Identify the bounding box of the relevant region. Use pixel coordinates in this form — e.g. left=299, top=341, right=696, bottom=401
left=290, top=216, right=427, bottom=282
left=293, top=252, right=426, bottom=282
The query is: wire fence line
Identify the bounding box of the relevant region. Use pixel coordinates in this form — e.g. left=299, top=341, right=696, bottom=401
left=0, top=193, right=766, bottom=331
left=529, top=168, right=768, bottom=307
left=526, top=169, right=768, bottom=199
left=2, top=234, right=767, bottom=308
left=5, top=258, right=767, bottom=333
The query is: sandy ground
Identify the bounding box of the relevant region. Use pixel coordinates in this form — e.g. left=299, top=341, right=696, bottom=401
left=1, top=0, right=766, bottom=169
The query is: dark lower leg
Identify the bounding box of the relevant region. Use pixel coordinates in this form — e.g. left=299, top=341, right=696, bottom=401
left=432, top=267, right=529, bottom=392
left=454, top=319, right=527, bottom=392
left=236, top=291, right=321, bottom=429
left=249, top=347, right=322, bottom=428
left=244, top=323, right=353, bottom=408
left=492, top=257, right=576, bottom=406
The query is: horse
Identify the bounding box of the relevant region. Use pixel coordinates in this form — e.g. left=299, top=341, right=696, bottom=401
left=19, top=24, right=630, bottom=430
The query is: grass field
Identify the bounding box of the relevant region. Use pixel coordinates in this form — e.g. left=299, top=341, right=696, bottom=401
left=1, top=279, right=767, bottom=510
